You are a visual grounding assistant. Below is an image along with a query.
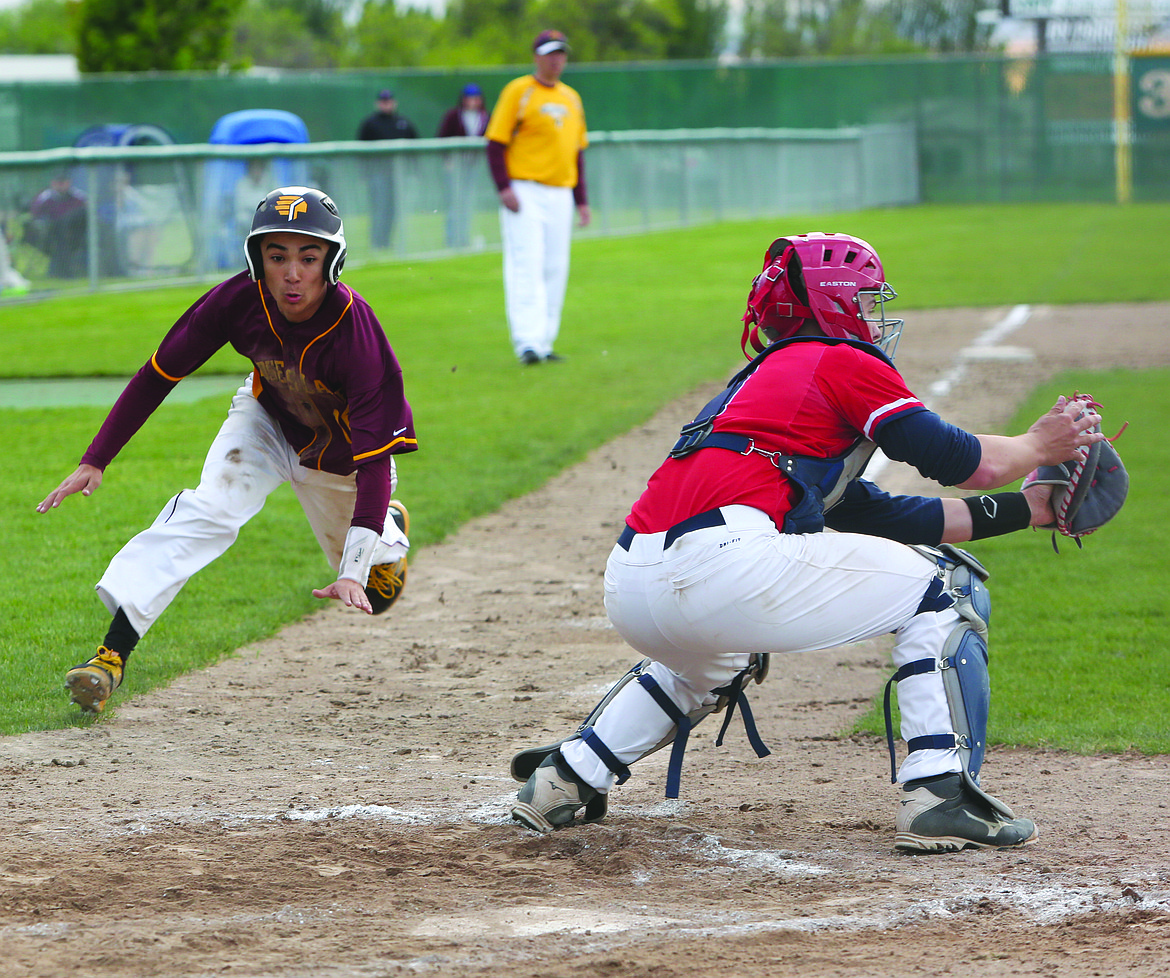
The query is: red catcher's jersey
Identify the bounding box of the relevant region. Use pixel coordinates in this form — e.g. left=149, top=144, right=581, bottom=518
left=627, top=339, right=924, bottom=533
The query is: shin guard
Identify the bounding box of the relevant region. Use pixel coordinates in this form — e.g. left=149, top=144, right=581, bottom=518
left=510, top=655, right=770, bottom=800
left=885, top=544, right=1016, bottom=817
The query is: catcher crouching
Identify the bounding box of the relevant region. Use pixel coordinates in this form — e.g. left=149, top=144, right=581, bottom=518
left=509, top=231, right=1125, bottom=853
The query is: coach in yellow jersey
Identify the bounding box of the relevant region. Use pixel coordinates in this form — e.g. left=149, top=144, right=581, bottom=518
left=485, top=30, right=591, bottom=365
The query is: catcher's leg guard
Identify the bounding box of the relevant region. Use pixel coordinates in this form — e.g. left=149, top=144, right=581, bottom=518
left=510, top=654, right=771, bottom=802
left=884, top=545, right=1017, bottom=818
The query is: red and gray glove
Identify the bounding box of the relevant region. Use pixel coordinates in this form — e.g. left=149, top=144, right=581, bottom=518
left=1022, top=394, right=1129, bottom=550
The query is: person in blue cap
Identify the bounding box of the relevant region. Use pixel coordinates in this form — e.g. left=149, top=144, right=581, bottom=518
left=437, top=84, right=490, bottom=248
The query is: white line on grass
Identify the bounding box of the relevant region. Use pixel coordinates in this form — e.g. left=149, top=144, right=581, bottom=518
left=867, top=304, right=1033, bottom=483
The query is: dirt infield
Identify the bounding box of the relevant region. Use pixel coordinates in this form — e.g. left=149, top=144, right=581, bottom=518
left=3, top=304, right=1168, bottom=978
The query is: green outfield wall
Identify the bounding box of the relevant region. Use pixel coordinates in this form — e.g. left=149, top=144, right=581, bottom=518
left=0, top=54, right=1165, bottom=205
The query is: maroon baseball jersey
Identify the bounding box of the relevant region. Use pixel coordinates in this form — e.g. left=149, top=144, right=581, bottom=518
left=627, top=340, right=923, bottom=532
left=81, top=272, right=416, bottom=525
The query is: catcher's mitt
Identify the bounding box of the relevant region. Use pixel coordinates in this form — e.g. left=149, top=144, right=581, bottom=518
left=1022, top=394, right=1129, bottom=551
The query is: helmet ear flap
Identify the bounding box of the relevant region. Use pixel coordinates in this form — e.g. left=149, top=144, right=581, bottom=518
left=741, top=242, right=814, bottom=357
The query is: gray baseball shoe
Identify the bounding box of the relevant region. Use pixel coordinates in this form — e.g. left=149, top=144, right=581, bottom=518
left=511, top=752, right=603, bottom=833
left=895, top=773, right=1038, bottom=853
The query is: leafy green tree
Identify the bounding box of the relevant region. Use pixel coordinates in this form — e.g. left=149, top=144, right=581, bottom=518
left=665, top=0, right=727, bottom=60
left=885, top=0, right=991, bottom=54
left=0, top=0, right=76, bottom=54
left=740, top=0, right=991, bottom=59
left=341, top=0, right=452, bottom=68
left=231, top=0, right=340, bottom=69
left=531, top=0, right=726, bottom=61
left=77, top=0, right=245, bottom=71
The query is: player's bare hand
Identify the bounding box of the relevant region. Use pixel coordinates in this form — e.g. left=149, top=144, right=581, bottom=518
left=36, top=463, right=103, bottom=513
left=499, top=187, right=520, bottom=212
left=1026, top=394, right=1105, bottom=465
left=1021, top=481, right=1056, bottom=527
left=577, top=203, right=592, bottom=228
left=312, top=578, right=373, bottom=614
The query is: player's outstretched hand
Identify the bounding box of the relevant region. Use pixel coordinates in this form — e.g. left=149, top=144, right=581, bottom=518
left=1026, top=394, right=1106, bottom=465
left=36, top=463, right=103, bottom=513
left=312, top=578, right=373, bottom=614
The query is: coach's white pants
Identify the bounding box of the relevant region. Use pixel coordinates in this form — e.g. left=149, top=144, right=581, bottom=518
left=499, top=179, right=574, bottom=359
left=559, top=505, right=960, bottom=790
left=96, top=377, right=409, bottom=637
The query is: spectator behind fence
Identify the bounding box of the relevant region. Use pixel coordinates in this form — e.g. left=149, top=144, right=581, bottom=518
left=235, top=160, right=272, bottom=239
left=436, top=83, right=489, bottom=249
left=27, top=174, right=87, bottom=278
left=1, top=212, right=31, bottom=295
left=357, top=90, right=419, bottom=250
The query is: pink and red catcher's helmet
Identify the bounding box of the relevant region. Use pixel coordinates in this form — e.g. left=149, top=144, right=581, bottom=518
left=741, top=232, right=902, bottom=359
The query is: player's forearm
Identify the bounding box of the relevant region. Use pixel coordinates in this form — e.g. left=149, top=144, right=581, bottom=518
left=939, top=492, right=1033, bottom=543
left=80, top=362, right=176, bottom=469
left=486, top=140, right=510, bottom=191
left=955, top=433, right=1046, bottom=490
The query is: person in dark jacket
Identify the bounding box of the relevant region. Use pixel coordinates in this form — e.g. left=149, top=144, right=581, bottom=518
left=357, top=91, right=418, bottom=249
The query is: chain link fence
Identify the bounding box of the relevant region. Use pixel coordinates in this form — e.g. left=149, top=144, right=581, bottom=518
left=0, top=125, right=916, bottom=298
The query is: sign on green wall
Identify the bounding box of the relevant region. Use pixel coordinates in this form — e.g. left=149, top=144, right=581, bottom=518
left=1132, top=53, right=1170, bottom=132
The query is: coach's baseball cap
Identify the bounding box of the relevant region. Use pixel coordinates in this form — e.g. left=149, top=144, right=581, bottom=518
left=377, top=89, right=395, bottom=100
left=533, top=30, right=569, bottom=55
left=461, top=83, right=482, bottom=97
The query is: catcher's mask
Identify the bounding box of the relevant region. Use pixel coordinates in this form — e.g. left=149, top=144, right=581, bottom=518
left=244, top=186, right=347, bottom=285
left=741, top=232, right=903, bottom=360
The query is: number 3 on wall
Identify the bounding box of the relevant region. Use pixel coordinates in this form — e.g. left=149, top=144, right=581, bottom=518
left=1137, top=67, right=1170, bottom=122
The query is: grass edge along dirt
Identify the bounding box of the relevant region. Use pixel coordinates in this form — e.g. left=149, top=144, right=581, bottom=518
left=2, top=201, right=1167, bottom=741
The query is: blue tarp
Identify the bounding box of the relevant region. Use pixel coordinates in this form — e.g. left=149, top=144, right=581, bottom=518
left=205, top=110, right=310, bottom=269
left=209, top=110, right=308, bottom=146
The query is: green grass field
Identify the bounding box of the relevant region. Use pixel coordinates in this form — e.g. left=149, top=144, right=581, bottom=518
left=2, top=202, right=1167, bottom=746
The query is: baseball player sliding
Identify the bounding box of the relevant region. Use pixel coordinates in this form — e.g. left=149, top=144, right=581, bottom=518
left=37, top=187, right=417, bottom=714
left=510, top=232, right=1106, bottom=852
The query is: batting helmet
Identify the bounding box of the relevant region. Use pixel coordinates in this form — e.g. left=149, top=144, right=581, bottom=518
left=741, top=232, right=902, bottom=359
left=244, top=186, right=347, bottom=284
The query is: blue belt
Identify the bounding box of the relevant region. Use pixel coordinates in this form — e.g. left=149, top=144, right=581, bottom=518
left=616, top=508, right=727, bottom=551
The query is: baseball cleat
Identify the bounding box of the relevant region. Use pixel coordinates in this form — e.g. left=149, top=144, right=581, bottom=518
left=65, top=646, right=125, bottom=713
left=894, top=773, right=1038, bottom=853
left=511, top=751, right=600, bottom=833
left=365, top=500, right=409, bottom=615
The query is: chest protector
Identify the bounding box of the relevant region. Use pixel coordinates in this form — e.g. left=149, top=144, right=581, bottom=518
left=669, top=337, right=891, bottom=534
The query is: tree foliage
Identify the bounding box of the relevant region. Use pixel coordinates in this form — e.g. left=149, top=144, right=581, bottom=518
left=76, top=0, right=245, bottom=71
left=0, top=0, right=998, bottom=70
left=741, top=0, right=994, bottom=59
left=232, top=0, right=346, bottom=70
left=0, top=0, right=76, bottom=54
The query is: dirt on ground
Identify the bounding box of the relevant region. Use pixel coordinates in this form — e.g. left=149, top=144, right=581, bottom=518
left=2, top=303, right=1168, bottom=978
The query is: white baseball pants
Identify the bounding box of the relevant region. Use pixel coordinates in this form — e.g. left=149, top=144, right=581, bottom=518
left=95, top=377, right=409, bottom=637
left=499, top=179, right=574, bottom=359
left=559, top=505, right=962, bottom=791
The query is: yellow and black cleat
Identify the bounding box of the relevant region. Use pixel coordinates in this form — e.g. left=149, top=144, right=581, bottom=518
left=65, top=646, right=124, bottom=713
left=365, top=500, right=409, bottom=614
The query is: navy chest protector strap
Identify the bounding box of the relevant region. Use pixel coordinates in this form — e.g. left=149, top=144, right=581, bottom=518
left=669, top=336, right=889, bottom=533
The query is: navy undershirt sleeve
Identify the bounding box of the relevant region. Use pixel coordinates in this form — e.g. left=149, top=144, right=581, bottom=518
left=876, top=408, right=981, bottom=487
left=825, top=479, right=945, bottom=545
